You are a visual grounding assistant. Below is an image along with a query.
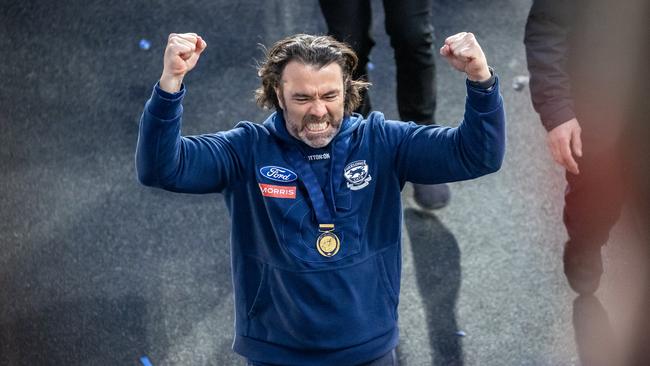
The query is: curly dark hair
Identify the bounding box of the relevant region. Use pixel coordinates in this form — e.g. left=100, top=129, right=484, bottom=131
left=255, top=34, right=370, bottom=115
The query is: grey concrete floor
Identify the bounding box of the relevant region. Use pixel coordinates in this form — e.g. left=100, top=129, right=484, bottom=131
left=2, top=0, right=643, bottom=365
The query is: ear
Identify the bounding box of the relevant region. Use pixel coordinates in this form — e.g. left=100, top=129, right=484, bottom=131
left=275, top=87, right=285, bottom=110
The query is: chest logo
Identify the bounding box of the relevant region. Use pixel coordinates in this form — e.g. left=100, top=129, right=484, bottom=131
left=260, top=166, right=298, bottom=183
left=344, top=160, right=372, bottom=191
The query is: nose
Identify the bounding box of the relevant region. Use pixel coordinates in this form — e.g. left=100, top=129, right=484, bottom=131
left=309, top=100, right=327, bottom=118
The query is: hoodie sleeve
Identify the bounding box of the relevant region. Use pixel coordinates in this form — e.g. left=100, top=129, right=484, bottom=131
left=135, top=83, right=251, bottom=193
left=387, top=78, right=505, bottom=184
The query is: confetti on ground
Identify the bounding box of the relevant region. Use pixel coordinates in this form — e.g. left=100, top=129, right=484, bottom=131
left=140, top=355, right=153, bottom=366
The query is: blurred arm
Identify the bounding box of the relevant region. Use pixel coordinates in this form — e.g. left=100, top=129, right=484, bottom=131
left=524, top=0, right=576, bottom=131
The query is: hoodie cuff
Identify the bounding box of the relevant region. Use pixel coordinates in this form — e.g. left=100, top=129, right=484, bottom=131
left=147, top=82, right=186, bottom=120
left=467, top=66, right=496, bottom=90
left=466, top=76, right=501, bottom=113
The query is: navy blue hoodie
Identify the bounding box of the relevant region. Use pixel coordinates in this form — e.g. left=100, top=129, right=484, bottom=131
left=136, top=78, right=505, bottom=365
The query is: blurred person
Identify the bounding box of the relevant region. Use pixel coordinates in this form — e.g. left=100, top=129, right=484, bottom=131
left=524, top=0, right=643, bottom=295
left=526, top=0, right=649, bottom=363
left=136, top=32, right=503, bottom=365
left=319, top=0, right=451, bottom=210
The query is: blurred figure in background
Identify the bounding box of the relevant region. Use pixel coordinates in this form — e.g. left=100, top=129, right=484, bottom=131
left=525, top=0, right=642, bottom=295
left=319, top=0, right=451, bottom=210
left=525, top=0, right=649, bottom=364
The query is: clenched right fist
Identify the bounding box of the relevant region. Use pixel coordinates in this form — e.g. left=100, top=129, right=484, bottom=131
left=160, top=33, right=207, bottom=93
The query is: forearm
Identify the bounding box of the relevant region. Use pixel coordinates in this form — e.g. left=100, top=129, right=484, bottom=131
left=454, top=78, right=506, bottom=176
left=136, top=83, right=185, bottom=188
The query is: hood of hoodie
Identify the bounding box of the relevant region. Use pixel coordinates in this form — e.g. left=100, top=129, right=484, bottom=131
left=262, top=110, right=362, bottom=149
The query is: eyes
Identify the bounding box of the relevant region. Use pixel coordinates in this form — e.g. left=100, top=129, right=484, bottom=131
left=292, top=93, right=340, bottom=103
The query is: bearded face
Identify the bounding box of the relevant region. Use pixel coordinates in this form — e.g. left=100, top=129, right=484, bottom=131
left=275, top=61, right=345, bottom=148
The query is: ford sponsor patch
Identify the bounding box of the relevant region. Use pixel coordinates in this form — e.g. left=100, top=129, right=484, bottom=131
left=260, top=166, right=298, bottom=182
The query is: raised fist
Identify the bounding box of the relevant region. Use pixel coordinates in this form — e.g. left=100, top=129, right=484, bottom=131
left=440, top=32, right=490, bottom=82
left=160, top=33, right=207, bottom=93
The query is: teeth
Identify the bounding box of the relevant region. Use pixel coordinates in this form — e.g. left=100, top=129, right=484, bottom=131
left=306, top=121, right=328, bottom=132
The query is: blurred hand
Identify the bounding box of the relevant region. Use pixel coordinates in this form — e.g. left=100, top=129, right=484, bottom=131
left=547, top=118, right=582, bottom=174
left=440, top=32, right=491, bottom=82
left=159, top=33, right=207, bottom=93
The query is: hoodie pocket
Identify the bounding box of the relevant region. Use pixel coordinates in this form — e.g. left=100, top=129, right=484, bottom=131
left=246, top=253, right=399, bottom=350
left=247, top=264, right=268, bottom=319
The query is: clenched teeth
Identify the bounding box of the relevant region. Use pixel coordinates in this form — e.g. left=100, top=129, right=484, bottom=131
left=306, top=121, right=328, bottom=132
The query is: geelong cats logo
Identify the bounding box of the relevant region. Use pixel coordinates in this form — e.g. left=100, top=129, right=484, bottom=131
left=344, top=160, right=372, bottom=191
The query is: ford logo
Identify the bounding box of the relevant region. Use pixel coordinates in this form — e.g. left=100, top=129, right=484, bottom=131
left=260, top=166, right=298, bottom=183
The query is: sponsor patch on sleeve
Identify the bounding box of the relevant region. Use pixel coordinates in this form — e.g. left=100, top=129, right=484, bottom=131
left=258, top=183, right=297, bottom=199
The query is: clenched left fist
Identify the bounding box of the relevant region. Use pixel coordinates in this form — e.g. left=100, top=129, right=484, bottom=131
left=440, top=32, right=491, bottom=82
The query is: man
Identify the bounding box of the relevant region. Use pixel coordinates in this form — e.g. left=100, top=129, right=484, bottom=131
left=319, top=0, right=451, bottom=210
left=524, top=0, right=638, bottom=295
left=137, top=32, right=504, bottom=365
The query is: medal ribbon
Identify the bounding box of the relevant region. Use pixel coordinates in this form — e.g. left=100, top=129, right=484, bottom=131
left=281, top=122, right=351, bottom=229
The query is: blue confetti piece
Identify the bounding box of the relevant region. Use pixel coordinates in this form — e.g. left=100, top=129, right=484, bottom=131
left=139, top=39, right=151, bottom=51
left=456, top=330, right=466, bottom=337
left=140, top=356, right=153, bottom=366
left=367, top=62, right=375, bottom=71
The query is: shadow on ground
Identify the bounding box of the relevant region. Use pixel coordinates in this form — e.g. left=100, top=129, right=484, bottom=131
left=0, top=296, right=148, bottom=365
left=400, top=208, right=463, bottom=366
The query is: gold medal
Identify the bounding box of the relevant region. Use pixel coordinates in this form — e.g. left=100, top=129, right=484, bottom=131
left=316, top=224, right=340, bottom=257
left=317, top=232, right=340, bottom=257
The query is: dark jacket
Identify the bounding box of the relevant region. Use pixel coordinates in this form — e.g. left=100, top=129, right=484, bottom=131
left=524, top=0, right=576, bottom=131
left=525, top=0, right=642, bottom=133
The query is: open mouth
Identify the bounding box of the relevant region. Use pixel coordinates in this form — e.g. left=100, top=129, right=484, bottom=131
left=305, top=120, right=329, bottom=132
left=303, top=115, right=332, bottom=133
